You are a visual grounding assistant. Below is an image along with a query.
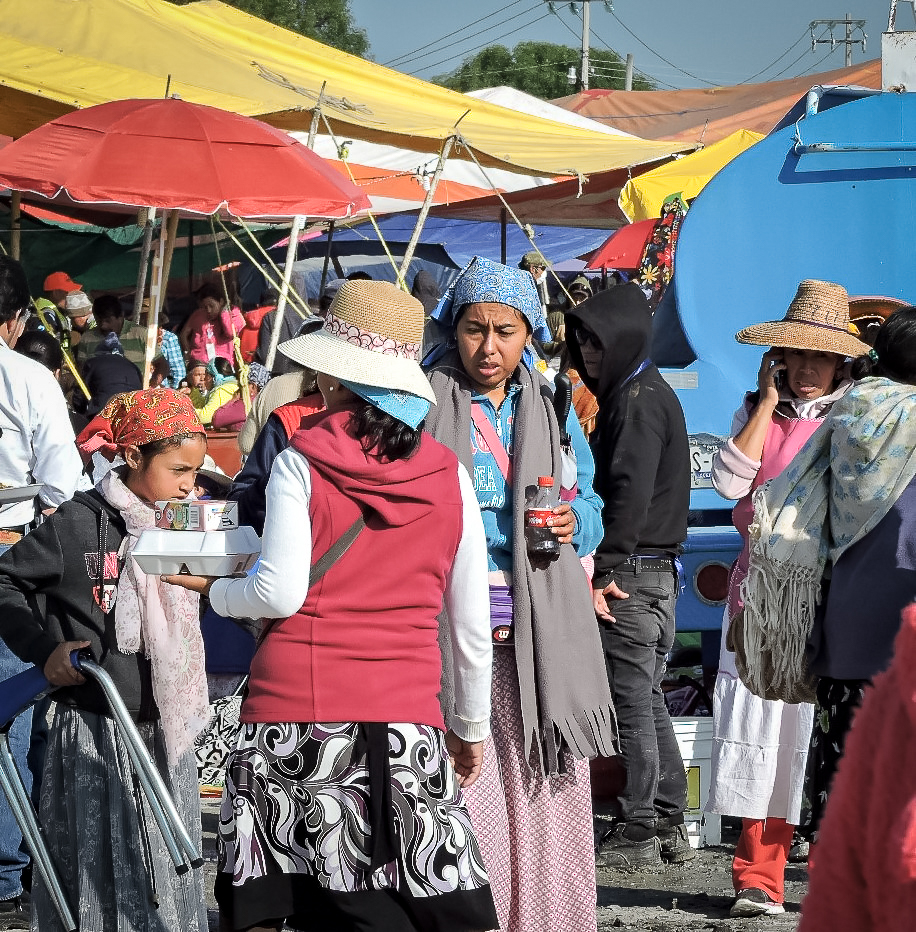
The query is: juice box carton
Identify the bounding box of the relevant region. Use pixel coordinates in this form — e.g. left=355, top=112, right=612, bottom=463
left=154, top=500, right=239, bottom=532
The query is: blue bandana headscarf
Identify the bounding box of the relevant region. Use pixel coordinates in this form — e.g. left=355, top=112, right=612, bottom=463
left=246, top=362, right=271, bottom=389
left=340, top=379, right=431, bottom=429
left=424, top=256, right=550, bottom=368
left=205, top=361, right=234, bottom=388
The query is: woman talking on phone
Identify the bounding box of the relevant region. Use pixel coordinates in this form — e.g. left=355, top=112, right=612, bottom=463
left=706, top=281, right=867, bottom=918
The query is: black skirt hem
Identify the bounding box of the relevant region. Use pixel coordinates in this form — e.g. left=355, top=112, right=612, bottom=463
left=215, top=871, right=499, bottom=932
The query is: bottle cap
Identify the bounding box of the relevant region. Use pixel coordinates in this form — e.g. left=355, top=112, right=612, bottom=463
left=537, top=476, right=554, bottom=487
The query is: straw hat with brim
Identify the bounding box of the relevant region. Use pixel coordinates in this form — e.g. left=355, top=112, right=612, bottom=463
left=736, top=279, right=870, bottom=358
left=278, top=279, right=435, bottom=403
left=849, top=295, right=910, bottom=325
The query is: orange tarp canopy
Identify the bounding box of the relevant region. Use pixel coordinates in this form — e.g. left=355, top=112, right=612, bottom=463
left=553, top=60, right=881, bottom=144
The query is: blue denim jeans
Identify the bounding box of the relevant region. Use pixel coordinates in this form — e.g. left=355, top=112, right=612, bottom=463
left=598, top=564, right=688, bottom=829
left=0, top=636, right=32, bottom=900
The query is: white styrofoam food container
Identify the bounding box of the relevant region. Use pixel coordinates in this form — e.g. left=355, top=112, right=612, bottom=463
left=132, top=527, right=261, bottom=576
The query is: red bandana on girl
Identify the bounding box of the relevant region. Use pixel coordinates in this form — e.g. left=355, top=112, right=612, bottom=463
left=75, top=388, right=209, bottom=767
left=76, top=388, right=204, bottom=463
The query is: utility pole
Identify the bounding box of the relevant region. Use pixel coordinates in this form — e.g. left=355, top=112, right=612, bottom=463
left=581, top=0, right=590, bottom=90
left=810, top=14, right=867, bottom=68
left=547, top=1, right=614, bottom=91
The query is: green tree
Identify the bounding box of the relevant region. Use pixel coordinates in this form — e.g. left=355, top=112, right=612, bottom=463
left=436, top=42, right=653, bottom=98
left=167, top=0, right=370, bottom=57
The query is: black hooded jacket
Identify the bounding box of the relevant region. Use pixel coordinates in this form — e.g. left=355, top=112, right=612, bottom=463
left=0, top=490, right=158, bottom=720
left=566, top=283, right=689, bottom=586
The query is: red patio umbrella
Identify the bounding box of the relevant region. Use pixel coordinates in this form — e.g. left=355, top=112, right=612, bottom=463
left=585, top=218, right=655, bottom=271
left=0, top=97, right=370, bottom=219
left=0, top=98, right=372, bottom=390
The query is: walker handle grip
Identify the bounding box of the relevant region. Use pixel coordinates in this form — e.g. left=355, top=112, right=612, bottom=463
left=0, top=666, right=50, bottom=732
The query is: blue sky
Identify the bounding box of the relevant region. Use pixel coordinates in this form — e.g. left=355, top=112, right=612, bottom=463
left=348, top=0, right=902, bottom=90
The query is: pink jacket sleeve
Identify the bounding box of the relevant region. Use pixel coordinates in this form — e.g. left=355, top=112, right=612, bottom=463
left=710, top=402, right=761, bottom=501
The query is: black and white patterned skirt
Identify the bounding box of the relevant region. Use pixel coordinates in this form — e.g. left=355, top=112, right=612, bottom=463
left=215, top=721, right=498, bottom=932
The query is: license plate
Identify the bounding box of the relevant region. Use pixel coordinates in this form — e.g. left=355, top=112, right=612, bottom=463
left=689, top=434, right=726, bottom=490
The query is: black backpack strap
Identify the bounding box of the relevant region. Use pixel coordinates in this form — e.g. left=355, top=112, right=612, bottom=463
left=308, top=516, right=365, bottom=587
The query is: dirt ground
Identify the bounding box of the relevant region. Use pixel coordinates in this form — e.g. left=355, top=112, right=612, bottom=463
left=595, top=818, right=806, bottom=931
left=0, top=806, right=806, bottom=931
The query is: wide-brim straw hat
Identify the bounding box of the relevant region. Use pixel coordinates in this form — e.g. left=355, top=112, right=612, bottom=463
left=736, top=279, right=869, bottom=358
left=278, top=279, right=435, bottom=403
left=849, top=294, right=909, bottom=329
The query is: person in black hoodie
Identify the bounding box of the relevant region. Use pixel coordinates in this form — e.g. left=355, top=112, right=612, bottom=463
left=566, top=282, right=692, bottom=869
left=0, top=388, right=209, bottom=932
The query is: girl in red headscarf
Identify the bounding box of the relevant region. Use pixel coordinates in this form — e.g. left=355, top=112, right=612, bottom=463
left=0, top=387, right=210, bottom=932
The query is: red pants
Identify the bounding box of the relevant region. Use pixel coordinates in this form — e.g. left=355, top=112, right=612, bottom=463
left=732, top=817, right=794, bottom=903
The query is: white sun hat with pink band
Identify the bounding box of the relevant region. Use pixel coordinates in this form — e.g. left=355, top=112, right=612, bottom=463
left=278, top=279, right=435, bottom=403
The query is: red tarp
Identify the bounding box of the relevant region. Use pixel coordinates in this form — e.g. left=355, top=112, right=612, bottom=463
left=586, top=219, right=655, bottom=269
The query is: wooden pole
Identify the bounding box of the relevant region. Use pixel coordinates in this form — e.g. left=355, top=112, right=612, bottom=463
left=398, top=135, right=455, bottom=286
left=500, top=207, right=508, bottom=265
left=10, top=192, right=21, bottom=262
left=319, top=220, right=336, bottom=299
left=264, top=216, right=303, bottom=373
left=264, top=82, right=327, bottom=372
left=132, top=208, right=156, bottom=323
left=143, top=212, right=172, bottom=388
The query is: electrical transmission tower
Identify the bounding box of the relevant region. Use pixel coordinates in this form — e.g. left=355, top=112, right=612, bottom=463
left=810, top=13, right=867, bottom=67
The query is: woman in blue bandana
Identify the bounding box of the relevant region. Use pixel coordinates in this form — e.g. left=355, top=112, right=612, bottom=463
left=424, top=256, right=614, bottom=932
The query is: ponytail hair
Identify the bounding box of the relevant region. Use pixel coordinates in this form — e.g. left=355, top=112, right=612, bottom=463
left=851, top=306, right=916, bottom=384
left=350, top=402, right=422, bottom=461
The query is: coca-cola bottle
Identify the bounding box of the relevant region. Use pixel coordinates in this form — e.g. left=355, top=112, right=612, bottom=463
left=524, top=476, right=560, bottom=556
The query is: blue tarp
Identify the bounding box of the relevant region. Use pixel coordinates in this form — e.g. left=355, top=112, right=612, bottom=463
left=326, top=217, right=609, bottom=270
left=241, top=216, right=610, bottom=306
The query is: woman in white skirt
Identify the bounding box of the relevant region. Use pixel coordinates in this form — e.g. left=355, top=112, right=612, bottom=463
left=706, top=281, right=866, bottom=918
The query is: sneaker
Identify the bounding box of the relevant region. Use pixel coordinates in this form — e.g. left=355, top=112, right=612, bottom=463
left=788, top=833, right=810, bottom=863
left=595, top=823, right=662, bottom=870
left=730, top=888, right=785, bottom=917
left=657, top=822, right=696, bottom=863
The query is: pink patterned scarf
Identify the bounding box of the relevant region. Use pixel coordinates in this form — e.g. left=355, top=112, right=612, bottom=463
left=99, top=469, right=210, bottom=767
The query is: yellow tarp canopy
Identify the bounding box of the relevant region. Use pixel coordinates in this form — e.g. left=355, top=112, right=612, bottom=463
left=0, top=0, right=691, bottom=179
left=618, top=129, right=764, bottom=221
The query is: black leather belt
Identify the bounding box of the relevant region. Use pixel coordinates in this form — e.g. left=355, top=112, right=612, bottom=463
left=621, top=555, right=677, bottom=573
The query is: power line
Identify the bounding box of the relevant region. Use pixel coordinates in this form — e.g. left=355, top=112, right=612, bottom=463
left=736, top=29, right=809, bottom=84
left=790, top=46, right=838, bottom=80
left=410, top=11, right=553, bottom=77
left=607, top=9, right=719, bottom=86
left=767, top=34, right=831, bottom=80
left=384, top=0, right=532, bottom=68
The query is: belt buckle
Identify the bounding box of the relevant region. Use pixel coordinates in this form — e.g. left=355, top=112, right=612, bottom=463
left=632, top=554, right=642, bottom=574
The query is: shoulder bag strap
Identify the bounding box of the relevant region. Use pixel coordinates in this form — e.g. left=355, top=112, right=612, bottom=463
left=308, top=515, right=366, bottom=587
left=470, top=403, right=512, bottom=485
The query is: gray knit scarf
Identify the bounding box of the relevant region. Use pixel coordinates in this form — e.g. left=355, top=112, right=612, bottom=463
left=426, top=352, right=617, bottom=776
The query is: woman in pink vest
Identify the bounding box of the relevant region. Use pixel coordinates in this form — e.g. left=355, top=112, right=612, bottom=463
left=707, top=281, right=868, bottom=918
left=166, top=280, right=497, bottom=932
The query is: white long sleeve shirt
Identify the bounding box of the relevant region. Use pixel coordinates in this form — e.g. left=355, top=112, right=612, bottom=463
left=210, top=447, right=493, bottom=741
left=0, top=340, right=86, bottom=526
